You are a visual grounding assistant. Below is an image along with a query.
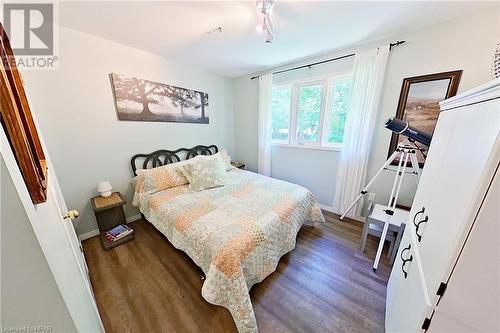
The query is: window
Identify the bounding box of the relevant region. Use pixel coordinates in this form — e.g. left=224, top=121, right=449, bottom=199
left=296, top=83, right=323, bottom=143
left=271, top=85, right=291, bottom=143
left=271, top=73, right=352, bottom=149
left=324, top=75, right=352, bottom=147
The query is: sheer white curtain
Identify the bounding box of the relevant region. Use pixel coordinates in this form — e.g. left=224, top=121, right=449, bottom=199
left=258, top=73, right=273, bottom=176
left=333, top=46, right=390, bottom=218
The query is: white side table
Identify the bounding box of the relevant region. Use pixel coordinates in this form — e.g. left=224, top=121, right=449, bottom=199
left=365, top=204, right=410, bottom=271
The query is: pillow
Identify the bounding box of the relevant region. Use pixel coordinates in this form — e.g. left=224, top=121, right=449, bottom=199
left=217, top=149, right=236, bottom=171
left=198, top=149, right=235, bottom=171
left=180, top=155, right=227, bottom=191
left=132, top=149, right=233, bottom=193
left=136, top=157, right=198, bottom=193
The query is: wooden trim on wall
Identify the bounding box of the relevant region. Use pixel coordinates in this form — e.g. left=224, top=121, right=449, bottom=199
left=0, top=22, right=47, bottom=204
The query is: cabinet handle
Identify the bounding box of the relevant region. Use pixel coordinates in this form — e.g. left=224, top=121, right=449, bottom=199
left=400, top=244, right=413, bottom=279
left=415, top=216, right=429, bottom=242
left=412, top=207, right=425, bottom=228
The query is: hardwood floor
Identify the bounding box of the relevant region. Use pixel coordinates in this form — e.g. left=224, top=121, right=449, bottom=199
left=83, top=213, right=391, bottom=333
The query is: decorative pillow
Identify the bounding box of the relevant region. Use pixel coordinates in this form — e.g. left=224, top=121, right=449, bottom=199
left=180, top=155, right=227, bottom=191
left=196, top=149, right=235, bottom=171
left=218, top=149, right=236, bottom=171
left=132, top=149, right=234, bottom=194
left=136, top=157, right=198, bottom=193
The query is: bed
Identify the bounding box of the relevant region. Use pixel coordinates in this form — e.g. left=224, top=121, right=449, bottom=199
left=131, top=145, right=324, bottom=332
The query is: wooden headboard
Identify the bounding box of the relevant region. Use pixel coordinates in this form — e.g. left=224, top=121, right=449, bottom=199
left=130, top=145, right=218, bottom=176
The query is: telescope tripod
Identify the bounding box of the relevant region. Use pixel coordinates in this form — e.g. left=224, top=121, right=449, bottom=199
left=340, top=139, right=422, bottom=220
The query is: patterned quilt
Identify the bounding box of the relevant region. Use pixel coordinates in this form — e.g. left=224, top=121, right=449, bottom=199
left=133, top=169, right=324, bottom=332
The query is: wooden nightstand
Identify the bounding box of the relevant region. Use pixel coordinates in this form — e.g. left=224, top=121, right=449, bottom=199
left=230, top=161, right=246, bottom=170
left=90, top=192, right=133, bottom=250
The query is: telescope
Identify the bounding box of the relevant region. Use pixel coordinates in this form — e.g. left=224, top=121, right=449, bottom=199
left=384, top=117, right=433, bottom=147
left=341, top=117, right=432, bottom=221
left=341, top=117, right=433, bottom=271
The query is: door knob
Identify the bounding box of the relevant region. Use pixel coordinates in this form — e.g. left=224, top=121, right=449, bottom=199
left=63, top=210, right=80, bottom=220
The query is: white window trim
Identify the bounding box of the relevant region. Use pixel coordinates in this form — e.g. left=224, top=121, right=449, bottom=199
left=271, top=70, right=352, bottom=150
left=271, top=142, right=342, bottom=152
left=291, top=80, right=327, bottom=146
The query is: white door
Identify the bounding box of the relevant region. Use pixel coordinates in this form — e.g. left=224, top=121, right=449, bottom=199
left=386, top=228, right=433, bottom=333
left=404, top=109, right=459, bottom=251
left=429, top=166, right=500, bottom=332
left=49, top=165, right=99, bottom=307
left=1, top=128, right=104, bottom=332
left=409, top=109, right=459, bottom=218
left=415, top=99, right=500, bottom=302
left=386, top=107, right=460, bottom=333
left=50, top=168, right=91, bottom=283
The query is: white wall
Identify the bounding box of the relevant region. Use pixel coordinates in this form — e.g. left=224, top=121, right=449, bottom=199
left=233, top=74, right=259, bottom=171
left=232, top=9, right=499, bottom=211
left=21, top=26, right=235, bottom=236
left=270, top=146, right=340, bottom=205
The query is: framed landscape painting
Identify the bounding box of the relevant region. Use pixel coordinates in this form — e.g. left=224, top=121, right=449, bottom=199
left=110, top=73, right=209, bottom=123
left=388, top=70, right=462, bottom=166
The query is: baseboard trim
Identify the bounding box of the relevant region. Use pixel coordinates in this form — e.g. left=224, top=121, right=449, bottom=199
left=126, top=213, right=142, bottom=223
left=317, top=203, right=334, bottom=213
left=78, top=229, right=100, bottom=241
left=78, top=214, right=142, bottom=241
left=318, top=204, right=364, bottom=223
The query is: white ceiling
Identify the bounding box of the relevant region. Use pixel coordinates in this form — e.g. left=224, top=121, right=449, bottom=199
left=59, top=1, right=497, bottom=77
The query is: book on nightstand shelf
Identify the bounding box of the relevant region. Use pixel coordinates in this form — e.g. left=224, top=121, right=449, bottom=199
left=105, top=224, right=133, bottom=242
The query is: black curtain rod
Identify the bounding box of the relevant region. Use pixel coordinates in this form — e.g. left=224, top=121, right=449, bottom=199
left=250, top=40, right=405, bottom=80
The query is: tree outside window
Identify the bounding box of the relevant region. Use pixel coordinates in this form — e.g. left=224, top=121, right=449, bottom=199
left=271, top=86, right=291, bottom=142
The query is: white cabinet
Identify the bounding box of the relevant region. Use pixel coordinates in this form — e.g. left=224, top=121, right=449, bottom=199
left=418, top=98, right=499, bottom=302
left=407, top=109, right=459, bottom=224
left=386, top=229, right=432, bottom=333
left=429, top=168, right=500, bottom=332
left=386, top=79, right=500, bottom=332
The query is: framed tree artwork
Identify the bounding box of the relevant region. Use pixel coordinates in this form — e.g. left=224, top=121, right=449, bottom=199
left=0, top=23, right=48, bottom=204
left=388, top=70, right=462, bottom=166
left=110, top=73, right=209, bottom=124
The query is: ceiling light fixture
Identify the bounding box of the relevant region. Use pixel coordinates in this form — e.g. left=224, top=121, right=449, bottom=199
left=256, top=0, right=275, bottom=43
